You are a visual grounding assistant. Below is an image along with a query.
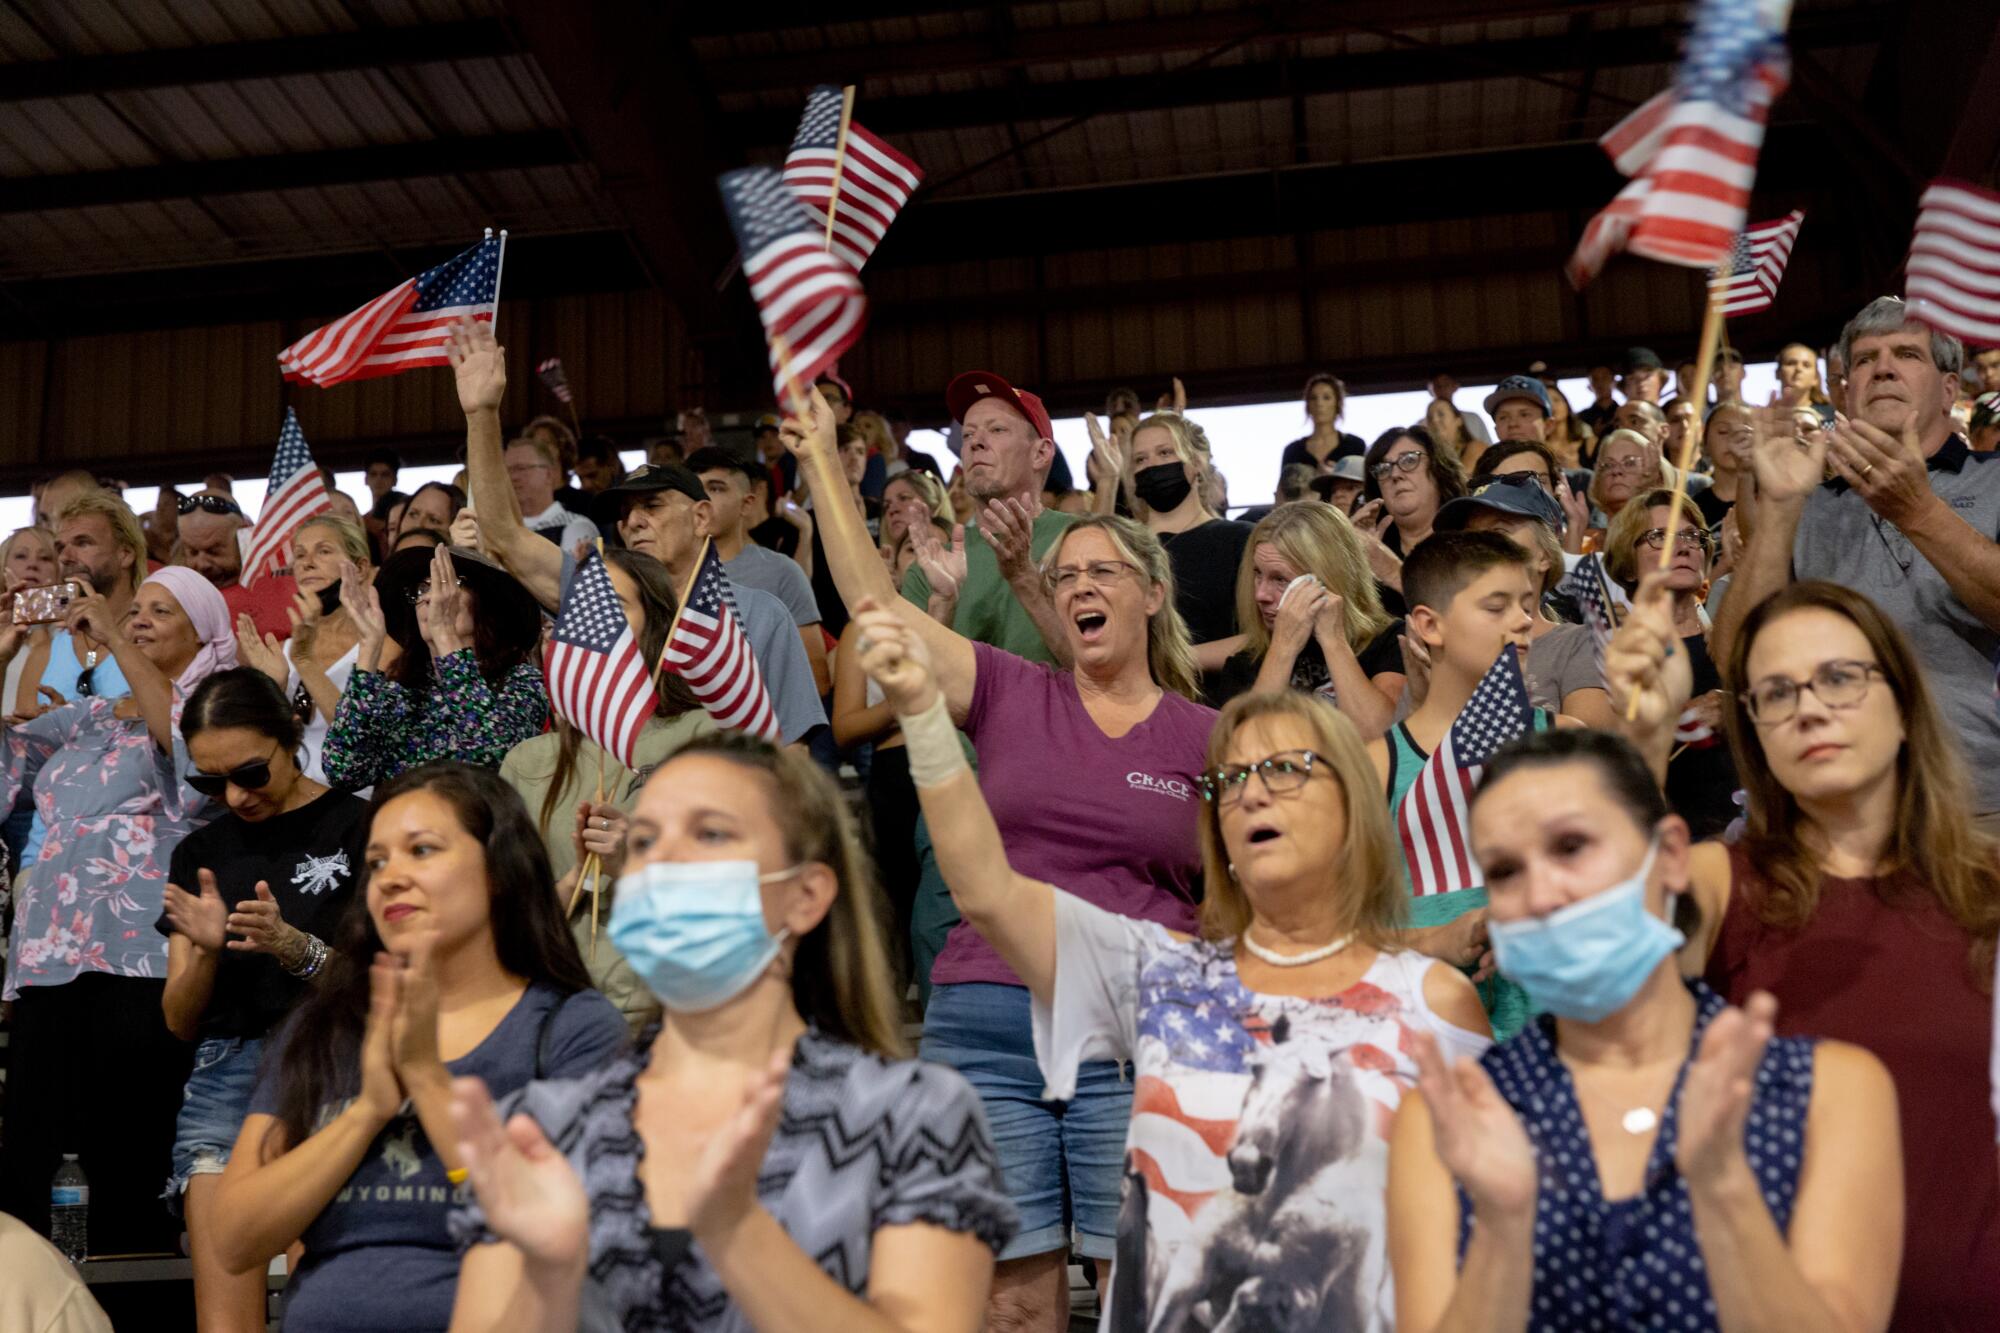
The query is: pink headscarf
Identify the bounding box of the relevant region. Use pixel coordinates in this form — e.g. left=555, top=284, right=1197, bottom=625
left=138, top=566, right=240, bottom=695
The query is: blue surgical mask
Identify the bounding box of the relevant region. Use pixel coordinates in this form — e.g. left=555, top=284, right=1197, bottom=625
left=608, top=860, right=800, bottom=1014
left=1488, top=840, right=1684, bottom=1023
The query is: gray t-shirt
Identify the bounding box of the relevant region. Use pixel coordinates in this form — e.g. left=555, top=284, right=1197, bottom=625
left=558, top=550, right=827, bottom=746
left=1526, top=621, right=1603, bottom=714
left=1792, top=436, right=2000, bottom=810
left=724, top=543, right=822, bottom=629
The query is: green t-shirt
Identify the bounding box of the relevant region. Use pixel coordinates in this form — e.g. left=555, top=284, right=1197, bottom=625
left=900, top=508, right=1077, bottom=663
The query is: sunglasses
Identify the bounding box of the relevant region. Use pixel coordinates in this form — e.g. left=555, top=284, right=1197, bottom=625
left=404, top=574, right=467, bottom=606
left=177, top=494, right=243, bottom=518
left=187, top=744, right=281, bottom=798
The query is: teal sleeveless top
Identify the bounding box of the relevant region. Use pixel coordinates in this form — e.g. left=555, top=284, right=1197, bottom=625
left=1383, top=709, right=1551, bottom=1039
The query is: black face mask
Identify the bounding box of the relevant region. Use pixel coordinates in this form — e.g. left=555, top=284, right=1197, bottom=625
left=316, top=582, right=342, bottom=616
left=1134, top=462, right=1194, bottom=513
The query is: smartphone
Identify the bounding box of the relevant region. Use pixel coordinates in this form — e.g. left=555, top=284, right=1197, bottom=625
left=12, top=581, right=81, bottom=626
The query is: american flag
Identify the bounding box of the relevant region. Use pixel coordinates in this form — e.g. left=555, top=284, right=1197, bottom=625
left=537, top=356, right=573, bottom=404
left=278, top=235, right=504, bottom=386
left=1398, top=647, right=1534, bottom=897
left=545, top=550, right=657, bottom=768
left=1906, top=179, right=2000, bottom=348
left=1558, top=554, right=1715, bottom=745
left=783, top=85, right=924, bottom=272
left=1710, top=210, right=1805, bottom=316
left=241, top=408, right=332, bottom=586
left=659, top=539, right=780, bottom=740
left=1567, top=0, right=1791, bottom=287
left=718, top=166, right=869, bottom=401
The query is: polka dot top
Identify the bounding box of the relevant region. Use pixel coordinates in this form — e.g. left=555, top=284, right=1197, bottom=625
left=1455, top=978, right=1815, bottom=1332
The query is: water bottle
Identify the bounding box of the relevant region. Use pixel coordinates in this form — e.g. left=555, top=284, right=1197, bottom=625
left=50, top=1154, right=87, bottom=1265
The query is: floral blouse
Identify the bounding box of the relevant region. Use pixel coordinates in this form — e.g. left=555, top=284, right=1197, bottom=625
left=1, top=697, right=208, bottom=999
left=322, top=649, right=549, bottom=790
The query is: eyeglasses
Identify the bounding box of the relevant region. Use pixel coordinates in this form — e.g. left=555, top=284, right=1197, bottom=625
left=1499, top=470, right=1554, bottom=493
left=1600, top=457, right=1648, bottom=475
left=1046, top=560, right=1140, bottom=592
left=177, top=494, right=242, bottom=517
left=1740, top=659, right=1884, bottom=724
left=405, top=575, right=467, bottom=605
left=1200, top=749, right=1325, bottom=806
left=186, top=744, right=281, bottom=798
left=1639, top=527, right=1708, bottom=552
left=1369, top=451, right=1425, bottom=480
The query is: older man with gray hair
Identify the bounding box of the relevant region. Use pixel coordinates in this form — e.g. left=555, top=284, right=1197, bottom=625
left=174, top=488, right=296, bottom=639
left=1718, top=294, right=2000, bottom=820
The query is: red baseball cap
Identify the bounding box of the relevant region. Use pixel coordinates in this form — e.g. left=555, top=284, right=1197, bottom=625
left=945, top=370, right=1054, bottom=442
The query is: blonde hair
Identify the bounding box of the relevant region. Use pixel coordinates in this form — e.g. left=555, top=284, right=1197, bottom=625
left=56, top=491, right=147, bottom=588
left=1602, top=487, right=1712, bottom=589
left=1235, top=502, right=1391, bottom=660
left=1042, top=514, right=1201, bottom=702
left=506, top=435, right=560, bottom=469
left=851, top=410, right=897, bottom=458
left=1587, top=428, right=1679, bottom=515
left=2, top=526, right=55, bottom=572
left=1128, top=412, right=1215, bottom=516
left=1196, top=691, right=1406, bottom=944
left=883, top=469, right=950, bottom=523
left=294, top=513, right=371, bottom=567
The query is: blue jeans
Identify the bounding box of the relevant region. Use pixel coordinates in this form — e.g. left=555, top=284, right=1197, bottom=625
left=165, top=1036, right=264, bottom=1209
left=920, top=983, right=1127, bottom=1261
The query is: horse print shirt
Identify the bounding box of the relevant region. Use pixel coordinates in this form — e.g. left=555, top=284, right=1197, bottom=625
left=1032, top=891, right=1491, bottom=1332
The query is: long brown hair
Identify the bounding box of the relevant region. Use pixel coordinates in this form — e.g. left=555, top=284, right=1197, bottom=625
left=1196, top=692, right=1406, bottom=946
left=663, top=732, right=907, bottom=1057
left=1724, top=582, right=2000, bottom=984
left=1040, top=514, right=1202, bottom=702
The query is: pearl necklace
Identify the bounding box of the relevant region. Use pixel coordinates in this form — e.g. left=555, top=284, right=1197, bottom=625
left=1239, top=929, right=1354, bottom=967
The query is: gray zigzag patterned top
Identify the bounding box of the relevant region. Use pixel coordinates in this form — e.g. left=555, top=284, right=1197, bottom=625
left=450, top=1027, right=1017, bottom=1331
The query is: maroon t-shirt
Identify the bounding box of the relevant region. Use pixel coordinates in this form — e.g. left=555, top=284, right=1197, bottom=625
left=1707, top=845, right=2000, bottom=1332
left=930, top=642, right=1215, bottom=989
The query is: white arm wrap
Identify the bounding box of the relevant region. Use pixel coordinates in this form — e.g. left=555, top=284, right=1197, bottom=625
left=900, top=691, right=971, bottom=789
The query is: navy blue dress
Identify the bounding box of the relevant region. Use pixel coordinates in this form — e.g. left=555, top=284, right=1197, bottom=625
left=1456, top=979, right=1815, bottom=1332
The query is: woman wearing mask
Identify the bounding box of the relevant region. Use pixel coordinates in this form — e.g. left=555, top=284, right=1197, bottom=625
left=859, top=612, right=1490, bottom=1331
left=1354, top=427, right=1469, bottom=567
left=322, top=545, right=547, bottom=788
left=1389, top=727, right=1902, bottom=1332
left=783, top=391, right=1213, bottom=1333
left=157, top=668, right=371, bottom=1333
left=1280, top=372, right=1366, bottom=472
left=1611, top=574, right=2000, bottom=1330
left=210, top=763, right=628, bottom=1333
left=1211, top=502, right=1405, bottom=735
left=0, top=565, right=237, bottom=1257
left=235, top=515, right=373, bottom=785
left=443, top=734, right=1015, bottom=1330
left=1127, top=412, right=1253, bottom=657
left=500, top=548, right=714, bottom=1029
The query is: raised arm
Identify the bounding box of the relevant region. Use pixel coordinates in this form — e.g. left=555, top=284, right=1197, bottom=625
left=782, top=395, right=977, bottom=720
left=1711, top=410, right=1822, bottom=664
left=447, top=318, right=563, bottom=613
left=852, top=602, right=1055, bottom=1003
left=1602, top=569, right=1694, bottom=787
left=68, top=582, right=176, bottom=751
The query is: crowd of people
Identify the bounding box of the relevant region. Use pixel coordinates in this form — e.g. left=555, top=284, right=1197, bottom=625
left=0, top=294, right=1997, bottom=1332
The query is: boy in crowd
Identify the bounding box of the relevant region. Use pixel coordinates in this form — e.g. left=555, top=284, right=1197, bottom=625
left=1369, top=530, right=1576, bottom=1039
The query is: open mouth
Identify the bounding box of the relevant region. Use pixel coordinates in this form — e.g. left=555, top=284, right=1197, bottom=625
left=1073, top=609, right=1108, bottom=642
left=1247, top=826, right=1281, bottom=844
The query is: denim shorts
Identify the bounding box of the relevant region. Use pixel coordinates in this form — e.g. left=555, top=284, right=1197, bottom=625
left=920, top=982, right=1129, bottom=1262
left=165, top=1036, right=264, bottom=1207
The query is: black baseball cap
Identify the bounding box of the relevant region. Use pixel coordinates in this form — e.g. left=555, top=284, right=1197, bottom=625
left=1433, top=476, right=1565, bottom=532
left=602, top=462, right=706, bottom=503
left=1623, top=347, right=1664, bottom=374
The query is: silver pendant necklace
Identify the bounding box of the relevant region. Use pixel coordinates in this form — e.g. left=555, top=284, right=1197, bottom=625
left=1239, top=929, right=1354, bottom=967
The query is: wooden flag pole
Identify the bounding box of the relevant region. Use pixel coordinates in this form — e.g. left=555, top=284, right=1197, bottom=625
left=1626, top=262, right=1730, bottom=721
left=822, top=86, right=857, bottom=253
left=565, top=398, right=583, bottom=445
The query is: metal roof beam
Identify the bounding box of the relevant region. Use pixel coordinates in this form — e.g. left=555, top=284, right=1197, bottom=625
left=1, top=18, right=515, bottom=103
left=4, top=131, right=578, bottom=213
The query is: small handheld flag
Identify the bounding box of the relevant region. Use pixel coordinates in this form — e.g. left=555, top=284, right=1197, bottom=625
left=279, top=233, right=505, bottom=386
left=1906, top=179, right=2000, bottom=348
left=537, top=357, right=574, bottom=404
left=240, top=408, right=332, bottom=586
left=660, top=539, right=781, bottom=741
left=1710, top=210, right=1805, bottom=317
left=718, top=167, right=868, bottom=402
left=784, top=85, right=924, bottom=271
left=546, top=550, right=658, bottom=768
left=1396, top=647, right=1535, bottom=898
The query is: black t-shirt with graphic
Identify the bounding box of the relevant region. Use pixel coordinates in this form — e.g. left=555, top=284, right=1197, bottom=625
left=155, top=788, right=371, bottom=1040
